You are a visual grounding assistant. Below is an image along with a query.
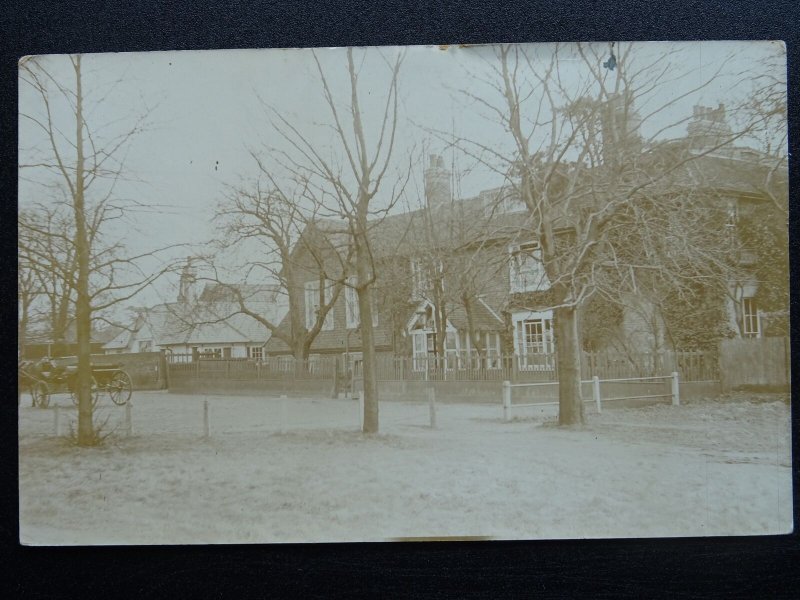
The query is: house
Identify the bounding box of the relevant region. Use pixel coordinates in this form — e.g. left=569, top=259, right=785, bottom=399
left=104, top=261, right=289, bottom=360
left=263, top=103, right=787, bottom=369
left=262, top=153, right=559, bottom=370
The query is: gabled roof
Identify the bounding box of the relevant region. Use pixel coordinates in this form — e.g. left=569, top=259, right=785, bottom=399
left=406, top=299, right=504, bottom=334
left=106, top=283, right=288, bottom=350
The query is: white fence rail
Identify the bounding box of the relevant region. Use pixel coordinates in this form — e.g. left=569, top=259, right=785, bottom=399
left=502, top=373, right=679, bottom=421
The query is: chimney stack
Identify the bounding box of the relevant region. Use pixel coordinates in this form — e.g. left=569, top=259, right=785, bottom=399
left=424, top=153, right=452, bottom=210
left=687, top=103, right=732, bottom=150
left=601, top=91, right=642, bottom=165
left=177, top=257, right=198, bottom=304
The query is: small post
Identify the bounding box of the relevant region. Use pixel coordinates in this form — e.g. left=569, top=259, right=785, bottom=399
left=592, top=375, right=602, bottom=414
left=53, top=404, right=60, bottom=436
left=671, top=372, right=680, bottom=406
left=125, top=400, right=133, bottom=437
left=203, top=399, right=209, bottom=438
left=280, top=394, right=288, bottom=434
left=427, top=386, right=437, bottom=429
left=502, top=380, right=511, bottom=422
left=358, top=390, right=364, bottom=431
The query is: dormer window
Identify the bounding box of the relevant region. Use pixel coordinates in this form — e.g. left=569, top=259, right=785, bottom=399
left=509, top=241, right=549, bottom=293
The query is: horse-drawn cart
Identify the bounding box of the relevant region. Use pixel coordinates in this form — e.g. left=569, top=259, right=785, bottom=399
left=19, top=358, right=133, bottom=408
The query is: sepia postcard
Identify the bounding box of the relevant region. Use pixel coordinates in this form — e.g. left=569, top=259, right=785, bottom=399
left=18, top=41, right=790, bottom=545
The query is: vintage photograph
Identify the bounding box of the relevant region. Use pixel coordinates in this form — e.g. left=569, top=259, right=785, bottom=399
left=18, top=41, right=790, bottom=544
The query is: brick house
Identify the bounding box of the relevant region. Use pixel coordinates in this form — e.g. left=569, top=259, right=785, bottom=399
left=264, top=105, right=786, bottom=368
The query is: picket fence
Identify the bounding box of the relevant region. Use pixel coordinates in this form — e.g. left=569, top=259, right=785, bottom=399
left=166, top=348, right=718, bottom=387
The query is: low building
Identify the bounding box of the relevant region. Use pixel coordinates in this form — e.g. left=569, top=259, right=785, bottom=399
left=104, top=262, right=288, bottom=361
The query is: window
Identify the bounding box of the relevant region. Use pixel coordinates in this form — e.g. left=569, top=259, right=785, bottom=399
left=485, top=332, right=502, bottom=369
left=344, top=352, right=363, bottom=372
left=412, top=328, right=464, bottom=370
left=510, top=242, right=548, bottom=293
left=445, top=331, right=459, bottom=369
left=412, top=330, right=429, bottom=371
left=305, top=280, right=334, bottom=331
left=248, top=346, right=263, bottom=360
left=345, top=277, right=359, bottom=328
left=137, top=340, right=152, bottom=353
left=742, top=297, right=761, bottom=338
left=201, top=347, right=222, bottom=359
left=513, top=312, right=555, bottom=370
left=345, top=276, right=378, bottom=328
left=410, top=258, right=445, bottom=301
left=725, top=200, right=738, bottom=245
left=411, top=259, right=430, bottom=300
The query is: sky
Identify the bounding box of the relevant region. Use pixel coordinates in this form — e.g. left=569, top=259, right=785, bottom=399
left=17, top=41, right=785, bottom=311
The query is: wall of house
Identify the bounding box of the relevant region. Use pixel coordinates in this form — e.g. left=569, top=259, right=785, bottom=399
left=164, top=342, right=254, bottom=359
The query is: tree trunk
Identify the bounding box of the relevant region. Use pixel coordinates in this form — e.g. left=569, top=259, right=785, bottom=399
left=72, top=55, right=95, bottom=446
left=463, top=294, right=485, bottom=367
left=556, top=305, right=584, bottom=426
left=356, top=240, right=379, bottom=433
left=431, top=272, right=446, bottom=364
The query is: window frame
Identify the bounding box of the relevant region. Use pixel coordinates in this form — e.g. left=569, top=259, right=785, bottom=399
left=512, top=311, right=555, bottom=371
left=509, top=241, right=548, bottom=293
left=304, top=279, right=334, bottom=331
left=742, top=296, right=761, bottom=338
left=345, top=277, right=359, bottom=329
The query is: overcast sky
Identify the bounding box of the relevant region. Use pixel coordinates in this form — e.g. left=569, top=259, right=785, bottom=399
left=18, top=41, right=784, bottom=310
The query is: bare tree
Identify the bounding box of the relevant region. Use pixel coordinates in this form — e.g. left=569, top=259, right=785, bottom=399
left=262, top=47, right=411, bottom=433
left=448, top=42, right=751, bottom=425
left=19, top=54, right=174, bottom=445
left=189, top=176, right=347, bottom=361
left=18, top=205, right=78, bottom=348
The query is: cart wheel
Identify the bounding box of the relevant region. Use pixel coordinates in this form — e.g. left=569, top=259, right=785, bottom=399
left=109, top=371, right=133, bottom=405
left=71, top=377, right=100, bottom=408
left=32, top=382, right=50, bottom=409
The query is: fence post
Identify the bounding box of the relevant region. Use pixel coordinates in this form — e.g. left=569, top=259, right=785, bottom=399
left=125, top=400, right=133, bottom=437
left=203, top=399, right=209, bottom=438
left=53, top=404, right=60, bottom=436
left=592, top=375, right=601, bottom=414
left=427, top=386, right=437, bottom=429
left=160, top=349, right=169, bottom=390
left=502, top=380, right=511, bottom=422
left=671, top=372, right=680, bottom=406
left=358, top=390, right=365, bottom=431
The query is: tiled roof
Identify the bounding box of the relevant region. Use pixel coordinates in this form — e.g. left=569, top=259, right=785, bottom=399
left=106, top=284, right=289, bottom=349
left=446, top=298, right=505, bottom=332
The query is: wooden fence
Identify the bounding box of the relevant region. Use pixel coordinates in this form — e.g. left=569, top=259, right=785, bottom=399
left=359, top=350, right=717, bottom=383
left=166, top=348, right=718, bottom=397
left=719, top=337, right=790, bottom=390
